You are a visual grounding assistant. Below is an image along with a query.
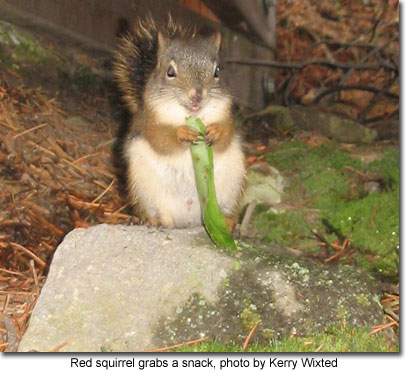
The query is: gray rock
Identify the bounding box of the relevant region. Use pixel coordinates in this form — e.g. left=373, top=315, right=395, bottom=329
left=241, top=162, right=286, bottom=209
left=18, top=224, right=384, bottom=352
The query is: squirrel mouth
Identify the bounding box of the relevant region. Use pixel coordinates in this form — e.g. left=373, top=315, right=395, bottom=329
left=189, top=104, right=201, bottom=113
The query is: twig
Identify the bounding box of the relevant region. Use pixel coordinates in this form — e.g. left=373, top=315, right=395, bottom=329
left=370, top=321, right=397, bottom=335
left=13, top=123, right=48, bottom=140
left=26, top=209, right=64, bottom=236
left=385, top=313, right=399, bottom=325
left=91, top=178, right=115, bottom=204
left=72, top=152, right=102, bottom=164
left=315, top=343, right=324, bottom=352
left=313, top=85, right=399, bottom=105
left=26, top=140, right=56, bottom=157
left=243, top=321, right=260, bottom=351
left=284, top=73, right=296, bottom=106
left=339, top=36, right=398, bottom=87
left=2, top=315, right=19, bottom=352
left=311, top=229, right=332, bottom=248
left=142, top=336, right=209, bottom=352
left=240, top=200, right=257, bottom=237
left=50, top=338, right=74, bottom=352
left=112, top=203, right=129, bottom=215
left=369, top=206, right=377, bottom=227
left=61, top=158, right=87, bottom=176
left=343, top=165, right=368, bottom=179
left=324, top=238, right=350, bottom=263
left=359, top=71, right=398, bottom=121
left=0, top=290, right=35, bottom=296
left=30, top=260, right=40, bottom=297
left=0, top=294, right=11, bottom=321
left=21, top=201, right=52, bottom=218
left=103, top=211, right=134, bottom=220
left=0, top=268, right=29, bottom=278
left=66, top=194, right=107, bottom=211
left=10, top=242, right=46, bottom=268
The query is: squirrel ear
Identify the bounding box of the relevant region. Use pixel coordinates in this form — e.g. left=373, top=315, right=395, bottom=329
left=210, top=31, right=222, bottom=51
left=157, top=31, right=165, bottom=54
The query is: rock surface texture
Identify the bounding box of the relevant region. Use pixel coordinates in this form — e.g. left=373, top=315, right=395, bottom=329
left=18, top=224, right=384, bottom=352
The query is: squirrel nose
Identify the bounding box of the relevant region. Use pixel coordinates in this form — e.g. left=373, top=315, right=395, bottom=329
left=189, top=88, right=202, bottom=104
left=188, top=87, right=203, bottom=112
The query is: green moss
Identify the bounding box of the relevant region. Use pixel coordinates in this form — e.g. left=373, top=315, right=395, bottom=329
left=356, top=293, right=371, bottom=307
left=336, top=304, right=348, bottom=324
left=319, top=148, right=399, bottom=277
left=257, top=140, right=399, bottom=279
left=0, top=21, right=104, bottom=95
left=262, top=328, right=276, bottom=339
left=325, top=190, right=399, bottom=276
left=56, top=65, right=104, bottom=94
left=13, top=34, right=48, bottom=64
left=253, top=207, right=317, bottom=249
left=175, top=324, right=398, bottom=352
left=240, top=300, right=261, bottom=330
left=0, top=21, right=51, bottom=66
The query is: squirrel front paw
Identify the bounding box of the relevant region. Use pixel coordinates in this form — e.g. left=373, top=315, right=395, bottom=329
left=176, top=125, right=199, bottom=144
left=205, top=124, right=222, bottom=146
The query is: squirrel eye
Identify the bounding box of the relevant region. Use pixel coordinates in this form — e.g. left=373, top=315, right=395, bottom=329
left=166, top=64, right=177, bottom=78
left=214, top=65, right=220, bottom=78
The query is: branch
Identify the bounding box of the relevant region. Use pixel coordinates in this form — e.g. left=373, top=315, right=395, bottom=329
left=359, top=72, right=399, bottom=121
left=313, top=85, right=399, bottom=105
left=339, top=36, right=399, bottom=86
left=302, top=39, right=398, bottom=57
left=225, top=58, right=397, bottom=71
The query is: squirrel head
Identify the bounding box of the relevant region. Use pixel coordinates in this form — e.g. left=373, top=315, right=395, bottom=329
left=145, top=29, right=231, bottom=126
left=114, top=16, right=232, bottom=126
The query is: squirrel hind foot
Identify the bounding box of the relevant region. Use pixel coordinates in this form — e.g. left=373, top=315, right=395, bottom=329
left=144, top=217, right=163, bottom=228
left=139, top=215, right=174, bottom=229
left=225, top=217, right=241, bottom=239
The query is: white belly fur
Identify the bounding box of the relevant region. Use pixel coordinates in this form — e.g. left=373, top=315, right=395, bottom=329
left=125, top=136, right=245, bottom=228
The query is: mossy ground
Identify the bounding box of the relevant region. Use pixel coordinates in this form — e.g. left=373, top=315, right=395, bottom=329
left=253, top=139, right=399, bottom=280
left=0, top=20, right=105, bottom=95
left=176, top=325, right=397, bottom=352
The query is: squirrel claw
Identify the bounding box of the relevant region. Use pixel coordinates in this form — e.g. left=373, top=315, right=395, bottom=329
left=177, top=125, right=199, bottom=144
left=138, top=215, right=162, bottom=228
left=145, top=217, right=162, bottom=228
left=205, top=124, right=222, bottom=146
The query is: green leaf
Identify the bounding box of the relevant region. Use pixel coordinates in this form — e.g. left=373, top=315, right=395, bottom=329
left=186, top=117, right=237, bottom=250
